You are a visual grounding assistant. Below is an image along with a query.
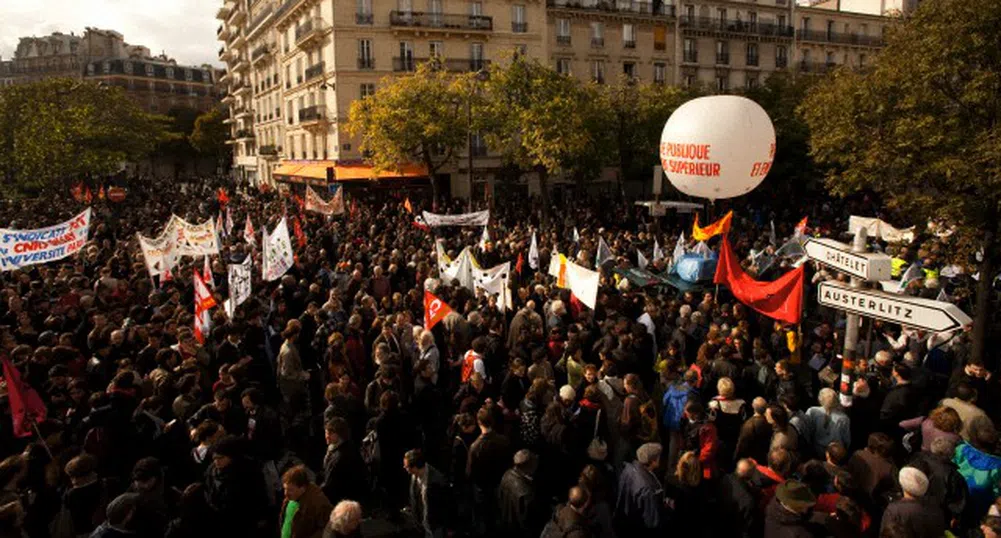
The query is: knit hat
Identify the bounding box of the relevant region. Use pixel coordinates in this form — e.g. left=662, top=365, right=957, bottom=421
left=899, top=467, right=929, bottom=497
left=775, top=480, right=816, bottom=513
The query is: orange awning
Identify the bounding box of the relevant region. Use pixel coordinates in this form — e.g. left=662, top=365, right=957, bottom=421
left=333, top=163, right=427, bottom=181
left=294, top=163, right=330, bottom=180
left=273, top=163, right=304, bottom=176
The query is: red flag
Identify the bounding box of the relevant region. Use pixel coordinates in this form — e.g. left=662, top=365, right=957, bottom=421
left=217, top=188, right=230, bottom=206
left=2, top=357, right=47, bottom=438
left=412, top=214, right=430, bottom=232
left=193, top=269, right=217, bottom=344
left=71, top=183, right=83, bottom=202
left=403, top=198, right=414, bottom=214
left=713, top=237, right=804, bottom=324
left=292, top=194, right=305, bottom=212
left=794, top=216, right=809, bottom=236
left=293, top=218, right=307, bottom=249
left=84, top=187, right=93, bottom=204
left=97, top=186, right=106, bottom=200
left=424, top=290, right=452, bottom=330
left=516, top=253, right=525, bottom=275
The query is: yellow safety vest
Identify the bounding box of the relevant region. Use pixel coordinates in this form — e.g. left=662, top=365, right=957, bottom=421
left=891, top=257, right=907, bottom=278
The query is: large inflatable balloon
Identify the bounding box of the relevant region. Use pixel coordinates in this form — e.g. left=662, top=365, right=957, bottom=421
left=659, top=95, right=776, bottom=200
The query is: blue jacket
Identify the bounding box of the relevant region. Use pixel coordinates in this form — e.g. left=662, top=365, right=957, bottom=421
left=662, top=382, right=692, bottom=432
left=615, top=461, right=664, bottom=537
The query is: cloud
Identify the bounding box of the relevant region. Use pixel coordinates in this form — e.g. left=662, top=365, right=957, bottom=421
left=0, top=0, right=223, bottom=67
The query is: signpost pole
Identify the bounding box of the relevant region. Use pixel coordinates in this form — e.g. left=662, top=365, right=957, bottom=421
left=839, top=227, right=867, bottom=408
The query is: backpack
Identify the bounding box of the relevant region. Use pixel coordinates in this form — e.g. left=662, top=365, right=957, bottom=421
left=637, top=397, right=659, bottom=443
left=662, top=386, right=690, bottom=432
left=360, top=429, right=381, bottom=466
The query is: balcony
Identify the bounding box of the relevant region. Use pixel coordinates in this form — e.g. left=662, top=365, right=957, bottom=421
left=392, top=57, right=491, bottom=72
left=259, top=145, right=281, bottom=158
left=251, top=44, right=272, bottom=66
left=234, top=108, right=253, bottom=120
left=591, top=37, right=604, bottom=47
left=682, top=16, right=794, bottom=39
left=797, top=29, right=884, bottom=47
left=227, top=4, right=247, bottom=25
left=249, top=6, right=274, bottom=34
left=746, top=55, right=759, bottom=67
left=295, top=17, right=329, bottom=48
left=304, top=61, right=326, bottom=82
left=229, top=30, right=246, bottom=50
left=356, top=12, right=374, bottom=24
left=389, top=11, right=493, bottom=31
left=234, top=129, right=255, bottom=140
left=683, top=51, right=698, bottom=63
left=798, top=60, right=837, bottom=73
left=715, top=52, right=730, bottom=65
left=624, top=39, right=636, bottom=49
left=217, top=0, right=236, bottom=19
left=298, top=105, right=328, bottom=130
left=512, top=21, right=528, bottom=33
left=221, top=93, right=235, bottom=104
left=556, top=35, right=571, bottom=45
left=218, top=24, right=231, bottom=40
left=232, top=56, right=249, bottom=72
left=546, top=0, right=675, bottom=18
left=218, top=46, right=226, bottom=59
left=358, top=57, right=375, bottom=70
left=233, top=84, right=251, bottom=96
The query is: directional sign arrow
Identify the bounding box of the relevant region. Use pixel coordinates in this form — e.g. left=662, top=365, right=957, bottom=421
left=805, top=238, right=892, bottom=282
left=817, top=281, right=972, bottom=333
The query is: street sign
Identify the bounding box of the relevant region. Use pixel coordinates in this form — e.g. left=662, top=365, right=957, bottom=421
left=817, top=281, right=972, bottom=333
left=805, top=238, right=892, bottom=282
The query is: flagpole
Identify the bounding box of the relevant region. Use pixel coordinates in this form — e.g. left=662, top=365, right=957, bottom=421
left=30, top=420, right=54, bottom=460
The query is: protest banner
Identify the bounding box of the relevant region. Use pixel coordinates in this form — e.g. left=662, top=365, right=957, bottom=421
left=306, top=185, right=345, bottom=216
left=225, top=256, right=253, bottom=317
left=421, top=210, right=490, bottom=227
left=263, top=218, right=294, bottom=281
left=0, top=209, right=91, bottom=271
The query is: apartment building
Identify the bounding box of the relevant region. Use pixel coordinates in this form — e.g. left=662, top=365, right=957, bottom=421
left=82, top=59, right=220, bottom=113
left=218, top=0, right=892, bottom=190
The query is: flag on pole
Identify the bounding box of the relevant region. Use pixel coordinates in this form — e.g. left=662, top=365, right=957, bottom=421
left=217, top=188, right=230, bottom=206
left=692, top=211, right=733, bottom=241
left=216, top=213, right=226, bottom=238
left=596, top=236, right=615, bottom=267
left=671, top=233, right=687, bottom=269
left=97, top=186, right=106, bottom=200
left=84, top=187, right=93, bottom=204
left=225, top=206, right=234, bottom=236
left=404, top=198, right=414, bottom=214
left=478, top=226, right=490, bottom=250
left=203, top=256, right=215, bottom=289
left=516, top=253, right=525, bottom=275
left=898, top=263, right=923, bottom=293
left=424, top=290, right=452, bottom=330
left=573, top=227, right=580, bottom=243
left=1, top=356, right=47, bottom=438
left=637, top=250, right=649, bottom=270
left=293, top=218, right=308, bottom=249
left=528, top=232, right=540, bottom=270
left=769, top=220, right=778, bottom=246
left=244, top=214, right=256, bottom=246
left=193, top=269, right=217, bottom=345
left=652, top=238, right=664, bottom=263
left=936, top=288, right=949, bottom=303
left=794, top=216, right=809, bottom=238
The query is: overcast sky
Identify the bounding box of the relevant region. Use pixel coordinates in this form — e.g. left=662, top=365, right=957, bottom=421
left=0, top=0, right=223, bottom=67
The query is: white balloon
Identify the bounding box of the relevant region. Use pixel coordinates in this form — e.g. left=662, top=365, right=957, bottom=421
left=659, top=95, right=776, bottom=200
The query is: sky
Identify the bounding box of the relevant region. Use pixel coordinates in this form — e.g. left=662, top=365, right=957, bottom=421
left=0, top=0, right=223, bottom=67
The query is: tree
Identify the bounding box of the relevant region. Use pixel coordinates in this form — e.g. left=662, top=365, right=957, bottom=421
left=158, top=107, right=201, bottom=179
left=190, top=106, right=232, bottom=163
left=799, top=0, right=1001, bottom=364
left=598, top=80, right=693, bottom=188
left=0, top=78, right=168, bottom=197
left=480, top=56, right=604, bottom=224
left=345, top=61, right=475, bottom=203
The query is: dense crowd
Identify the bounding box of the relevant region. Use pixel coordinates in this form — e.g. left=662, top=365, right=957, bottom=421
left=0, top=176, right=998, bottom=538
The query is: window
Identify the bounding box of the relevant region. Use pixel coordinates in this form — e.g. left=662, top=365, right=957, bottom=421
left=654, top=26, right=666, bottom=51
left=143, top=63, right=152, bottom=76
left=469, top=1, right=482, bottom=16
left=429, top=41, right=443, bottom=57
left=360, top=83, right=376, bottom=97
left=186, top=69, right=194, bottom=81
left=591, top=60, right=604, bottom=83
left=285, top=65, right=291, bottom=88
left=746, top=42, right=758, bottom=66
left=166, top=67, right=174, bottom=79
left=827, top=20, right=835, bottom=38
left=683, top=38, right=697, bottom=62
left=470, top=133, right=486, bottom=156
left=556, top=58, right=571, bottom=75
left=357, top=0, right=373, bottom=22
left=512, top=5, right=527, bottom=32
left=716, top=75, right=728, bottom=92
left=653, top=63, right=666, bottom=84
left=623, top=23, right=635, bottom=48
left=591, top=22, right=604, bottom=47
left=716, top=40, right=729, bottom=64
left=287, top=102, right=293, bottom=125
left=429, top=0, right=442, bottom=24
left=296, top=58, right=304, bottom=83
left=398, top=0, right=413, bottom=13
left=776, top=45, right=788, bottom=68
left=859, top=53, right=866, bottom=67
left=860, top=23, right=868, bottom=36
left=557, top=18, right=571, bottom=45
left=717, top=8, right=727, bottom=25
left=623, top=62, right=636, bottom=79
left=746, top=75, right=758, bottom=89
left=802, top=49, right=812, bottom=62
left=683, top=74, right=695, bottom=88
left=778, top=14, right=787, bottom=28
left=124, top=61, right=132, bottom=74
left=826, top=51, right=835, bottom=66
left=471, top=42, right=485, bottom=70
left=358, top=39, right=374, bottom=69
left=400, top=41, right=414, bottom=70
left=684, top=4, right=695, bottom=21
left=749, top=11, right=757, bottom=27
left=801, top=17, right=810, bottom=31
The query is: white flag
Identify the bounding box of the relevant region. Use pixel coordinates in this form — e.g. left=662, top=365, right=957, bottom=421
left=694, top=241, right=712, bottom=258
left=671, top=233, right=687, bottom=268
left=596, top=236, right=615, bottom=267
left=227, top=255, right=252, bottom=316
left=203, top=255, right=215, bottom=289
left=573, top=227, right=580, bottom=243
left=652, top=238, right=664, bottom=263
left=769, top=220, right=777, bottom=246
left=528, top=232, right=539, bottom=270
left=244, top=215, right=256, bottom=247
left=936, top=288, right=949, bottom=303
left=898, top=263, right=923, bottom=293
left=263, top=218, right=294, bottom=281
left=478, top=226, right=490, bottom=250
left=637, top=250, right=649, bottom=270
left=225, top=206, right=234, bottom=236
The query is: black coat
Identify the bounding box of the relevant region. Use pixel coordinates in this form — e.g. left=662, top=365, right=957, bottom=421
left=466, top=430, right=512, bottom=491
left=497, top=468, right=546, bottom=536
left=763, top=497, right=820, bottom=538
left=321, top=441, right=368, bottom=506
left=881, top=498, right=946, bottom=538
left=716, top=473, right=759, bottom=538
left=203, top=458, right=269, bottom=535
left=879, top=383, right=922, bottom=434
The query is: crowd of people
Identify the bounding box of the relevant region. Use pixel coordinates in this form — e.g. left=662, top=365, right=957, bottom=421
left=0, top=176, right=998, bottom=538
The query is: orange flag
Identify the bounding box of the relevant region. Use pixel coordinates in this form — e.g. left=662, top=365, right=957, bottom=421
left=403, top=198, right=414, bottom=214
left=794, top=216, right=809, bottom=236
left=424, top=290, right=452, bottom=330
left=692, top=210, right=733, bottom=242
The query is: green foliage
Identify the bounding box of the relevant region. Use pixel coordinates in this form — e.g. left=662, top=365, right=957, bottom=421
left=190, top=107, right=232, bottom=158
left=0, top=78, right=169, bottom=197
left=158, top=106, right=201, bottom=160
left=345, top=61, right=475, bottom=199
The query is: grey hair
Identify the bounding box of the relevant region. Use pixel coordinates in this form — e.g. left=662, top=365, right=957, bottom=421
left=930, top=437, right=957, bottom=459
left=636, top=443, right=663, bottom=466
left=329, top=500, right=362, bottom=533
left=818, top=388, right=839, bottom=412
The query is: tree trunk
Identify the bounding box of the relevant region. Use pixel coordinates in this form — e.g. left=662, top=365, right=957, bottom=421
left=424, top=154, right=439, bottom=210
left=971, top=208, right=998, bottom=368
left=537, top=167, right=551, bottom=230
